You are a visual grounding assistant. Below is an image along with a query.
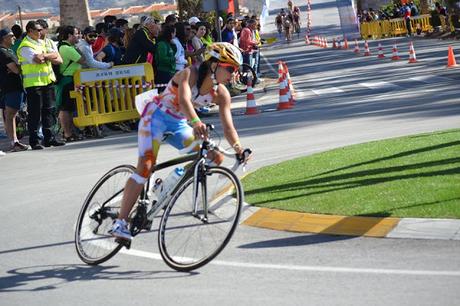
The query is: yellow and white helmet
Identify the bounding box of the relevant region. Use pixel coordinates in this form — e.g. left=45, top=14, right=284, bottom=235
left=205, top=42, right=243, bottom=68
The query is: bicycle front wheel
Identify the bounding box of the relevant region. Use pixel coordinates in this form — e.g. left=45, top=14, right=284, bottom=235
left=75, top=165, right=135, bottom=265
left=158, top=166, right=243, bottom=271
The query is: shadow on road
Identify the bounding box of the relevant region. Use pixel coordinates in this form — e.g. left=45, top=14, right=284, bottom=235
left=238, top=233, right=353, bottom=249
left=0, top=264, right=196, bottom=292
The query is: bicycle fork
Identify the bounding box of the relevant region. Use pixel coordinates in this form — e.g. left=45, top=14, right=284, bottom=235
left=192, top=159, right=209, bottom=223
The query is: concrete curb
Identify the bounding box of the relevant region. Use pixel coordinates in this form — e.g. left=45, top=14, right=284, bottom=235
left=240, top=207, right=460, bottom=241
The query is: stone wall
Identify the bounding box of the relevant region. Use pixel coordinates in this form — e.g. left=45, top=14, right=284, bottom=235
left=59, top=0, right=92, bottom=28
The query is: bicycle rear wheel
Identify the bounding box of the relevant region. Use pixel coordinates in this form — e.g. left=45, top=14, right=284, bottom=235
left=75, top=165, right=135, bottom=265
left=232, top=63, right=257, bottom=92
left=158, top=166, right=243, bottom=271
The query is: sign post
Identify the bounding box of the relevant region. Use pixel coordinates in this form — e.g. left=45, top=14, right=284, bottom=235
left=202, top=0, right=229, bottom=42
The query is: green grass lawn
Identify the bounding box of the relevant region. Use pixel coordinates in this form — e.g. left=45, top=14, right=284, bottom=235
left=243, top=129, right=460, bottom=218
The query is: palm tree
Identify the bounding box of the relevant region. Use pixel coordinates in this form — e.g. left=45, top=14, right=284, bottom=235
left=59, top=0, right=91, bottom=29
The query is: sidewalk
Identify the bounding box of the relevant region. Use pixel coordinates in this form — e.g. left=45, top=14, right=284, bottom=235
left=240, top=206, right=460, bottom=241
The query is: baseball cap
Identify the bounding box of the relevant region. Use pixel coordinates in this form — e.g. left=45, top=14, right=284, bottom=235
left=0, top=28, right=14, bottom=40
left=188, top=17, right=200, bottom=25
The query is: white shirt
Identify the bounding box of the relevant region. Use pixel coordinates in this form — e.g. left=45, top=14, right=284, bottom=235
left=77, top=39, right=111, bottom=69
left=172, top=37, right=188, bottom=71
left=19, top=36, right=44, bottom=64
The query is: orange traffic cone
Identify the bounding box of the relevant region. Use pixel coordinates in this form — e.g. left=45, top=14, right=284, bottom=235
left=277, top=61, right=285, bottom=82
left=408, top=42, right=417, bottom=63
left=332, top=38, right=337, bottom=49
left=305, top=35, right=310, bottom=45
left=245, top=77, right=259, bottom=115
left=277, top=72, right=292, bottom=110
left=363, top=40, right=371, bottom=56
left=377, top=43, right=385, bottom=58
left=283, top=62, right=296, bottom=106
left=324, top=37, right=329, bottom=48
left=391, top=43, right=401, bottom=60
left=354, top=39, right=360, bottom=54
left=343, top=38, right=349, bottom=49
left=447, top=46, right=458, bottom=68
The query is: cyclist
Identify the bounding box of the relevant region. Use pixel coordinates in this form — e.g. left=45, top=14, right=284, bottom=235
left=275, top=12, right=283, bottom=35
left=293, top=6, right=301, bottom=33
left=283, top=12, right=293, bottom=42
left=110, top=42, right=252, bottom=241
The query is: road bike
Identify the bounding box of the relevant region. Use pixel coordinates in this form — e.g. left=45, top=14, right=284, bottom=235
left=75, top=125, right=251, bottom=271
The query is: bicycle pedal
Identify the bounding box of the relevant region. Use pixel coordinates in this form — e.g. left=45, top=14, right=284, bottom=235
left=115, top=238, right=131, bottom=249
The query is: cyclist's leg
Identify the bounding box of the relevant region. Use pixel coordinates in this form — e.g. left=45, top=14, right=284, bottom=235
left=117, top=104, right=164, bottom=222
left=167, top=118, right=223, bottom=165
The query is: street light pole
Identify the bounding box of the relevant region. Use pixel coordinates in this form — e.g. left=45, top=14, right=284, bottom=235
left=18, top=5, right=23, bottom=29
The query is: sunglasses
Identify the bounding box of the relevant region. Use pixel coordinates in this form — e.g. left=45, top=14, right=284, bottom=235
left=220, top=63, right=238, bottom=74
left=87, top=34, right=98, bottom=38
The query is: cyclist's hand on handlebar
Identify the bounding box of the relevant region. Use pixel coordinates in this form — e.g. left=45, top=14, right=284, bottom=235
left=192, top=121, right=208, bottom=140
left=236, top=148, right=253, bottom=165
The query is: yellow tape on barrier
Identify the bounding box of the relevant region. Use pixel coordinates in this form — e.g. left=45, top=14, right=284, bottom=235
left=69, top=63, right=154, bottom=128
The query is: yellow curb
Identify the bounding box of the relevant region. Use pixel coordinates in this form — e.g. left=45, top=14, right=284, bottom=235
left=243, top=208, right=401, bottom=238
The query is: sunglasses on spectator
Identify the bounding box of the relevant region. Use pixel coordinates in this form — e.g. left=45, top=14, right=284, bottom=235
left=219, top=63, right=238, bottom=74
left=87, top=34, right=98, bottom=38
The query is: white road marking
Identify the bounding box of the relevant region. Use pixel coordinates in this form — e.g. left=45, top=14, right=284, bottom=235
left=121, top=248, right=460, bottom=276
left=261, top=52, right=279, bottom=76
left=359, top=81, right=401, bottom=90
left=409, top=76, right=452, bottom=83
left=311, top=87, right=344, bottom=95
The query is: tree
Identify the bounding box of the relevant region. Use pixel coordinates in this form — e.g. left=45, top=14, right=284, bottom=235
left=59, top=0, right=91, bottom=29
left=178, top=0, right=203, bottom=20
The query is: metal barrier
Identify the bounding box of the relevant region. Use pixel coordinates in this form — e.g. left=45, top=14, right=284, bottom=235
left=360, top=15, right=433, bottom=39
left=70, top=63, right=154, bottom=128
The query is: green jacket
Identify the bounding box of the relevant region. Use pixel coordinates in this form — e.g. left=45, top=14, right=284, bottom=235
left=155, top=40, right=176, bottom=74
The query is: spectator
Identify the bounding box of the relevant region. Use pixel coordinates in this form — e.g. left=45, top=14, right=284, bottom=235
left=36, top=19, right=58, bottom=53
left=132, top=23, right=141, bottom=31
left=221, top=18, right=236, bottom=44
left=191, top=22, right=207, bottom=66
left=201, top=22, right=214, bottom=47
left=11, top=24, right=24, bottom=54
left=115, top=18, right=129, bottom=33
left=17, top=21, right=64, bottom=150
left=172, top=22, right=189, bottom=72
left=77, top=26, right=113, bottom=69
left=165, top=14, right=178, bottom=26
left=0, top=28, right=28, bottom=152
left=104, top=15, right=117, bottom=29
left=403, top=4, right=412, bottom=36
left=123, top=17, right=160, bottom=64
left=239, top=19, right=258, bottom=70
left=188, top=16, right=201, bottom=26
left=154, top=25, right=176, bottom=89
left=409, top=1, right=418, bottom=17
left=99, top=28, right=124, bottom=65
left=56, top=25, right=85, bottom=142
left=92, top=22, right=108, bottom=57
left=123, top=28, right=135, bottom=51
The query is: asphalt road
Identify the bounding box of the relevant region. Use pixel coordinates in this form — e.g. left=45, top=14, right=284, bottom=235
left=1, top=1, right=460, bottom=305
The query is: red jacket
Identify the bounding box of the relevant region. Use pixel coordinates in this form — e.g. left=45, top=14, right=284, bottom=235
left=239, top=27, right=257, bottom=54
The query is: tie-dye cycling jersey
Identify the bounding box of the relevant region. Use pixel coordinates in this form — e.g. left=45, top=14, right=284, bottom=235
left=136, top=79, right=214, bottom=179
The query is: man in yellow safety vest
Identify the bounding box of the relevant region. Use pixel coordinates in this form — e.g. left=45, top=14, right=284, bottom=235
left=17, top=21, right=65, bottom=150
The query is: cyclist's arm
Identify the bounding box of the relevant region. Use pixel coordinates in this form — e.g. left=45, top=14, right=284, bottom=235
left=176, top=68, right=207, bottom=137
left=216, top=84, right=243, bottom=154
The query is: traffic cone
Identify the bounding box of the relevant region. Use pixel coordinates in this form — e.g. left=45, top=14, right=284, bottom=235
left=332, top=38, right=337, bottom=49
left=277, top=61, right=284, bottom=82
left=245, top=77, right=259, bottom=115
left=363, top=40, right=371, bottom=56
left=447, top=46, right=458, bottom=68
left=283, top=62, right=296, bottom=106
left=408, top=42, right=417, bottom=63
left=391, top=43, right=401, bottom=60
left=324, top=37, right=329, bottom=48
left=305, top=35, right=310, bottom=45
left=277, top=72, right=292, bottom=110
left=343, top=38, right=349, bottom=49
left=354, top=39, right=360, bottom=54
left=377, top=43, right=385, bottom=58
